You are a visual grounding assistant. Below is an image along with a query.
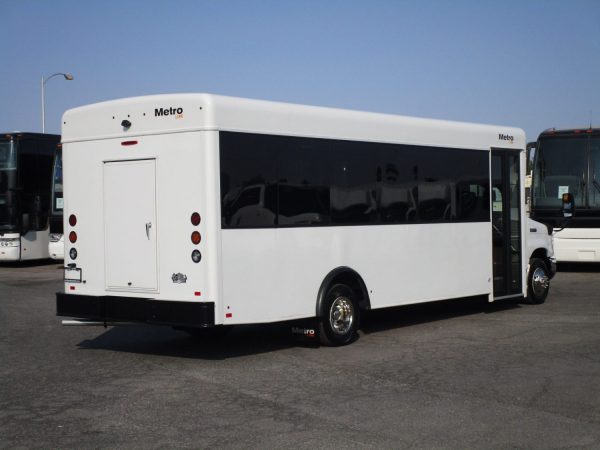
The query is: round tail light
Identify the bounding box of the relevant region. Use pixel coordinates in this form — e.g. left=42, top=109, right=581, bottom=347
left=69, top=231, right=77, bottom=243
left=191, top=250, right=202, bottom=263
left=191, top=212, right=201, bottom=226
left=191, top=231, right=201, bottom=245
left=69, top=214, right=77, bottom=227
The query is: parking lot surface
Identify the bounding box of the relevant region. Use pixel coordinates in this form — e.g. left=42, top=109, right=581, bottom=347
left=1, top=261, right=599, bottom=449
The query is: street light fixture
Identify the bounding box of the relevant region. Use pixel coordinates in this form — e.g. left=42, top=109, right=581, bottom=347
left=41, top=72, right=74, bottom=133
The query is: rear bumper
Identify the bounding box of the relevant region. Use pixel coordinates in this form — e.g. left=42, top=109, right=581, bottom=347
left=56, top=293, right=215, bottom=327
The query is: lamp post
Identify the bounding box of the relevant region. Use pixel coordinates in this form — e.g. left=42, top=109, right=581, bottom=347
left=41, top=72, right=74, bottom=133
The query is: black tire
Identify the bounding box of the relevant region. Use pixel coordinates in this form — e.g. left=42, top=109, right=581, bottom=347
left=319, top=283, right=359, bottom=346
left=525, top=258, right=550, bottom=304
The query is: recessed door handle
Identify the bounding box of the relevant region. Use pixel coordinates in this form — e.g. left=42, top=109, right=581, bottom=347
left=146, top=222, right=152, bottom=239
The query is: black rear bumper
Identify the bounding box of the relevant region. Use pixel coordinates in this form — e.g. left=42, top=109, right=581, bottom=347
left=56, top=293, right=215, bottom=328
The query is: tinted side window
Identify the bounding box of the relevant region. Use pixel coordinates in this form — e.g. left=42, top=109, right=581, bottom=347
left=220, top=132, right=490, bottom=228
left=330, top=140, right=378, bottom=225
left=417, top=147, right=489, bottom=222
left=454, top=150, right=490, bottom=221
left=376, top=145, right=418, bottom=223
left=220, top=133, right=277, bottom=228
left=277, top=137, right=331, bottom=225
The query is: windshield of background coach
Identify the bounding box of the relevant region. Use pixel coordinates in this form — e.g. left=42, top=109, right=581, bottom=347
left=0, top=139, right=18, bottom=228
left=532, top=137, right=588, bottom=208
left=51, top=149, right=63, bottom=215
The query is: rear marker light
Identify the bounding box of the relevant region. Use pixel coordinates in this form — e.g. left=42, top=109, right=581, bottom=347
left=69, top=231, right=77, bottom=243
left=69, top=248, right=78, bottom=260
left=191, top=250, right=201, bottom=263
left=69, top=286, right=75, bottom=291
left=121, top=140, right=138, bottom=146
left=194, top=291, right=201, bottom=297
left=226, top=313, right=232, bottom=318
left=69, top=214, right=77, bottom=227
left=191, top=231, right=201, bottom=245
left=191, top=212, right=201, bottom=226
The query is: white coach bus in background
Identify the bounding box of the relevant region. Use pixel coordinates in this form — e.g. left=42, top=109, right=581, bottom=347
left=0, top=132, right=59, bottom=262
left=56, top=94, right=556, bottom=345
left=530, top=127, right=600, bottom=262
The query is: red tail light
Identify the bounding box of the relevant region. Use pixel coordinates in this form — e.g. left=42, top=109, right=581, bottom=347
left=69, top=214, right=77, bottom=227
left=191, top=231, right=201, bottom=245
left=191, top=212, right=201, bottom=226
left=69, top=231, right=77, bottom=243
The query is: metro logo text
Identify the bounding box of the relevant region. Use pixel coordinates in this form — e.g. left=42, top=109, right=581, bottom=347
left=155, top=107, right=184, bottom=118
left=498, top=133, right=514, bottom=143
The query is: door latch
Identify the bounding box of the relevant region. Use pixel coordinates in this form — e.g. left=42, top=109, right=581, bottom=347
left=146, top=222, right=152, bottom=239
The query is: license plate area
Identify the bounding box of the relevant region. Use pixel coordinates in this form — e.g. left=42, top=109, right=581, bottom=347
left=64, top=267, right=82, bottom=283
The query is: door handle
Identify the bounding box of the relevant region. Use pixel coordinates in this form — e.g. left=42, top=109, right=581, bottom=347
left=146, top=222, right=152, bottom=239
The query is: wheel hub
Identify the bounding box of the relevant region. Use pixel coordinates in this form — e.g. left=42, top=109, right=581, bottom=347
left=329, top=296, right=354, bottom=335
left=532, top=267, right=549, bottom=297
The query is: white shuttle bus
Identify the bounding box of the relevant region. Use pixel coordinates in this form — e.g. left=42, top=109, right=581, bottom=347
left=56, top=94, right=555, bottom=345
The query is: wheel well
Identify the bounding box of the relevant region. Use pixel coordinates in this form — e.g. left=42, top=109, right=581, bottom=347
left=529, top=248, right=550, bottom=273
left=530, top=248, right=547, bottom=260
left=316, top=267, right=371, bottom=317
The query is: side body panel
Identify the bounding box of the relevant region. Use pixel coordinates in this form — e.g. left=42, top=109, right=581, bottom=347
left=220, top=223, right=491, bottom=324
left=20, top=229, right=50, bottom=260
left=553, top=228, right=600, bottom=262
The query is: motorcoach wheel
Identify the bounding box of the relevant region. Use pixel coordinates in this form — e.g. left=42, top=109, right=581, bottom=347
left=319, top=283, right=359, bottom=346
left=524, top=258, right=550, bottom=305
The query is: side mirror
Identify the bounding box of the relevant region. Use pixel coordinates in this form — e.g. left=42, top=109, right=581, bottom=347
left=561, top=193, right=574, bottom=218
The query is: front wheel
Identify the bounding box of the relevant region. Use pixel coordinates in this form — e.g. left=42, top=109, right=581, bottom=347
left=525, top=258, right=550, bottom=304
left=319, top=284, right=359, bottom=346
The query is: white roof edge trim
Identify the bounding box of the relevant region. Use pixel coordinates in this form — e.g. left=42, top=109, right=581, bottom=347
left=61, top=126, right=511, bottom=152
left=60, top=127, right=219, bottom=144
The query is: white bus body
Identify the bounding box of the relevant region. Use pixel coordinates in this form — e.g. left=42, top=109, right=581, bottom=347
left=530, top=128, right=600, bottom=262
left=0, top=230, right=52, bottom=261
left=56, top=94, right=553, bottom=344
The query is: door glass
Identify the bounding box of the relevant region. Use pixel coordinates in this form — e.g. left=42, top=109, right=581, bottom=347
left=508, top=153, right=522, bottom=294
left=491, top=154, right=505, bottom=296
left=590, top=138, right=600, bottom=208
left=492, top=151, right=522, bottom=297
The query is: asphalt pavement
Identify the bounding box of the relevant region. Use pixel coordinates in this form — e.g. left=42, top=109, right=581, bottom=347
left=1, top=260, right=599, bottom=449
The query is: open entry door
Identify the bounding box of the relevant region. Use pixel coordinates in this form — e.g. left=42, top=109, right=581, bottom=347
left=104, top=159, right=158, bottom=292
left=491, top=150, right=522, bottom=298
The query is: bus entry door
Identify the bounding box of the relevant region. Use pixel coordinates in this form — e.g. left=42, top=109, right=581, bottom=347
left=103, top=159, right=158, bottom=292
left=491, top=150, right=522, bottom=298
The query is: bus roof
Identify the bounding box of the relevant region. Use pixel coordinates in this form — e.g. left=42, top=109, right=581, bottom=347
left=62, top=93, right=525, bottom=150
left=538, top=127, right=600, bottom=138
left=2, top=132, right=60, bottom=140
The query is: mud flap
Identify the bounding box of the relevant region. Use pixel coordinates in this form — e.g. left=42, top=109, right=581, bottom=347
left=289, top=317, right=320, bottom=344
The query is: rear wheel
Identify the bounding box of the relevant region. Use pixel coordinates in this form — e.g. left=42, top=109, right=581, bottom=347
left=525, top=258, right=550, bottom=304
left=319, top=284, right=359, bottom=346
